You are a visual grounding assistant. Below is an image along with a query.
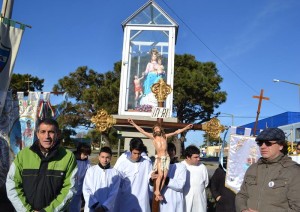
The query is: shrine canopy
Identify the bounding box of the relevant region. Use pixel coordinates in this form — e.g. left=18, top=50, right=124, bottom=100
left=118, top=0, right=178, bottom=117
left=121, top=0, right=178, bottom=40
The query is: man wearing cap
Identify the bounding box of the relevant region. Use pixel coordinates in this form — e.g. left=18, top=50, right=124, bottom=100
left=236, top=128, right=300, bottom=212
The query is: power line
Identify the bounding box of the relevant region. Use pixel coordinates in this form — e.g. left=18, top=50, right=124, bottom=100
left=160, top=0, right=289, bottom=112
left=219, top=115, right=267, bottom=119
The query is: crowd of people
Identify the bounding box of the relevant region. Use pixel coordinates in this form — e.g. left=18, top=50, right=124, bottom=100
left=1, top=118, right=300, bottom=212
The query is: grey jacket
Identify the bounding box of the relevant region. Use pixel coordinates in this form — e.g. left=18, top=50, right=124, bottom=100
left=236, top=154, right=300, bottom=212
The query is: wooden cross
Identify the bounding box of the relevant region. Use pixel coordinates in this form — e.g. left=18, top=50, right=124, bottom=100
left=252, top=89, right=269, bottom=136
left=91, top=78, right=225, bottom=212
left=25, top=78, right=33, bottom=93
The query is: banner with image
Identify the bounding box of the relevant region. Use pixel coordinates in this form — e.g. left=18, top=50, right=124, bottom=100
left=0, top=91, right=17, bottom=170
left=1, top=91, right=66, bottom=165
left=0, top=18, right=24, bottom=115
left=225, top=134, right=261, bottom=193
left=9, top=92, right=40, bottom=156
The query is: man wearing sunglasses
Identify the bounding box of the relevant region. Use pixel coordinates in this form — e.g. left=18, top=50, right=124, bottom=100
left=236, top=128, right=300, bottom=212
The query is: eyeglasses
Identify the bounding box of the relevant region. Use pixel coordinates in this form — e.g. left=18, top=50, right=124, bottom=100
left=256, top=141, right=277, bottom=147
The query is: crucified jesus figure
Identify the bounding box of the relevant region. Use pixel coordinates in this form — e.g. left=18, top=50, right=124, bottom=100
left=128, top=118, right=193, bottom=201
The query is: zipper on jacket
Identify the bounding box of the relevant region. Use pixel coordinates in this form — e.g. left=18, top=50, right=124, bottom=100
left=257, top=163, right=269, bottom=210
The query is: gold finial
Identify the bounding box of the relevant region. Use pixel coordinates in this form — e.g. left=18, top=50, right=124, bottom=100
left=202, top=118, right=225, bottom=139
left=91, top=109, right=116, bottom=132
left=151, top=78, right=172, bottom=103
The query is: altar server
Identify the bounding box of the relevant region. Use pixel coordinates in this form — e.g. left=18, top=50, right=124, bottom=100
left=114, top=138, right=152, bottom=212
left=83, top=146, right=120, bottom=212
left=182, top=145, right=209, bottom=212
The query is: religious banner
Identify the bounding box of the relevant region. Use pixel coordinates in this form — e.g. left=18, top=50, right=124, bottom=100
left=0, top=91, right=67, bottom=166
left=225, top=134, right=261, bottom=193
left=0, top=91, right=17, bottom=171
left=9, top=92, right=40, bottom=156
left=53, top=92, right=68, bottom=120
left=0, top=17, right=25, bottom=115
left=37, top=92, right=55, bottom=120
left=290, top=155, right=300, bottom=164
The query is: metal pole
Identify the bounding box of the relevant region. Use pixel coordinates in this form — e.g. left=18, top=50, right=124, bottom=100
left=273, top=79, right=300, bottom=86
left=291, top=129, right=294, bottom=154
left=221, top=113, right=234, bottom=126
left=299, top=86, right=300, bottom=112
left=117, top=138, right=121, bottom=158
left=1, top=0, right=14, bottom=18
left=273, top=79, right=300, bottom=112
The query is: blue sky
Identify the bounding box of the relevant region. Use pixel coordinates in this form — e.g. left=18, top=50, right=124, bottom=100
left=6, top=0, right=300, bottom=147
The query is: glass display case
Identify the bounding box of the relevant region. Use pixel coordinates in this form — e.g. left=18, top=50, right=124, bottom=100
left=118, top=1, right=178, bottom=116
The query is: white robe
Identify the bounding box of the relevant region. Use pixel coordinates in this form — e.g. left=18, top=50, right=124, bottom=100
left=114, top=156, right=152, bottom=212
left=159, top=162, right=187, bottom=212
left=181, top=160, right=209, bottom=212
left=114, top=151, right=151, bottom=168
left=82, top=165, right=121, bottom=212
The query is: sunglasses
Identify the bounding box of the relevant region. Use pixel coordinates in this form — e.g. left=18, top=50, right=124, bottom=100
left=256, top=141, right=277, bottom=147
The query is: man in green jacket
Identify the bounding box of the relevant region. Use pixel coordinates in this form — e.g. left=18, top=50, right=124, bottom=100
left=6, top=118, right=77, bottom=212
left=236, top=128, right=300, bottom=212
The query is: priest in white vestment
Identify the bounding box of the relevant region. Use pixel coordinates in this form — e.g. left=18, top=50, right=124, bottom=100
left=181, top=145, right=209, bottom=212
left=82, top=146, right=121, bottom=212
left=114, top=138, right=152, bottom=212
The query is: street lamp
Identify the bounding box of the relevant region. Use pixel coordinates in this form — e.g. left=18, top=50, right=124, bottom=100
left=273, top=79, right=300, bottom=86
left=273, top=79, right=300, bottom=111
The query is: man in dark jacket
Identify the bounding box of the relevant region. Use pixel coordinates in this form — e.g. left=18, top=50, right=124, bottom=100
left=6, top=118, right=77, bottom=212
left=236, top=128, right=300, bottom=212
left=210, top=157, right=236, bottom=212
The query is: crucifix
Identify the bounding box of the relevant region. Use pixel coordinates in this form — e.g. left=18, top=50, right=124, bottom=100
left=91, top=78, right=225, bottom=212
left=252, top=89, right=269, bottom=136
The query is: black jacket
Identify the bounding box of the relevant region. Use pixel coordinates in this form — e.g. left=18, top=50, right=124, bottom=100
left=210, top=165, right=236, bottom=212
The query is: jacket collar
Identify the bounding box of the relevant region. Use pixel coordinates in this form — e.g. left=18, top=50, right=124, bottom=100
left=258, top=153, right=296, bottom=167
left=98, top=163, right=110, bottom=169
left=30, top=140, right=60, bottom=161
left=259, top=153, right=284, bottom=164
